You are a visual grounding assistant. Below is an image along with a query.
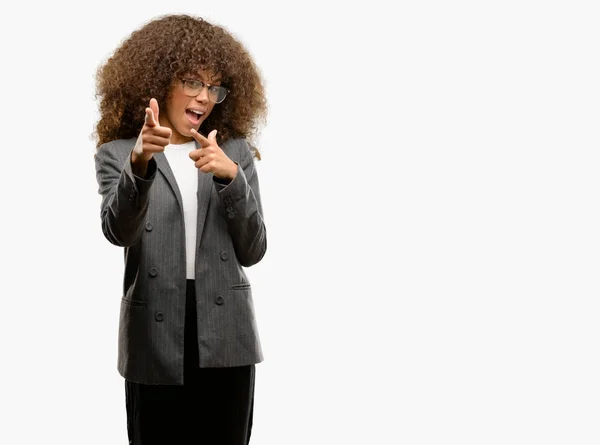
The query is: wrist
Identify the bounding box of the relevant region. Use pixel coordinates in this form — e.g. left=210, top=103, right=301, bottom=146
left=131, top=151, right=150, bottom=178
left=228, top=161, right=238, bottom=180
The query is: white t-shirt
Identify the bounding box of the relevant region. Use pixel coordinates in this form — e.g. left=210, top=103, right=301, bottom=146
left=163, top=141, right=198, bottom=279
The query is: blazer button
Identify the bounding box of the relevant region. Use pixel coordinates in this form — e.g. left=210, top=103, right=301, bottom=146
left=148, top=267, right=158, bottom=277
left=215, top=296, right=224, bottom=305
left=226, top=206, right=234, bottom=212
left=220, top=251, right=228, bottom=261
left=155, top=312, right=164, bottom=322
left=227, top=212, right=235, bottom=219
left=145, top=221, right=153, bottom=232
left=224, top=197, right=233, bottom=206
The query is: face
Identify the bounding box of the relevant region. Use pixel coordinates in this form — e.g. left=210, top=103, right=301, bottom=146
left=160, top=69, right=222, bottom=144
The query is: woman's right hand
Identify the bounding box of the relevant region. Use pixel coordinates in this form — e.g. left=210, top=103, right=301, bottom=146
left=131, top=98, right=172, bottom=174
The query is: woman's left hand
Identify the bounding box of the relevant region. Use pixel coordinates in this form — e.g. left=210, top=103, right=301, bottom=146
left=189, top=129, right=238, bottom=180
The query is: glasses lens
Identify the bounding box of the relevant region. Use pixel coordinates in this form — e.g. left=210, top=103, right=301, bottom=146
left=183, top=80, right=227, bottom=103
left=183, top=80, right=202, bottom=96
left=211, top=86, right=228, bottom=104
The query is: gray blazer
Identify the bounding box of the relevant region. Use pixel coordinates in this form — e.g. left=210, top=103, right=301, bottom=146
left=94, top=137, right=266, bottom=385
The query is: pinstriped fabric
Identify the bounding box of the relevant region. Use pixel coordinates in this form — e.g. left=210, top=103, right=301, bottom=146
left=94, top=137, right=266, bottom=385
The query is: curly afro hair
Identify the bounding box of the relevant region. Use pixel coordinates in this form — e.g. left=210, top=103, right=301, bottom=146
left=93, top=14, right=267, bottom=159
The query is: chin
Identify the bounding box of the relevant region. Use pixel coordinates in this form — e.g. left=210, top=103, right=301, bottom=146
left=179, top=124, right=197, bottom=137
left=187, top=121, right=204, bottom=134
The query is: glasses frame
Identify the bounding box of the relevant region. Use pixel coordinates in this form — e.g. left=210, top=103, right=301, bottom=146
left=179, top=78, right=230, bottom=104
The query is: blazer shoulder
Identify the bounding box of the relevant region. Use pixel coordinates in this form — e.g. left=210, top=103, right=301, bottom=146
left=95, top=138, right=136, bottom=160
left=218, top=137, right=248, bottom=162
left=221, top=137, right=247, bottom=149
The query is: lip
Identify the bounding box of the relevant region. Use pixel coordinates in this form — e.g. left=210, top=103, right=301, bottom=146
left=186, top=110, right=203, bottom=126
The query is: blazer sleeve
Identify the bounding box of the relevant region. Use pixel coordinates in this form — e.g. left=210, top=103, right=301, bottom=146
left=212, top=138, right=267, bottom=267
left=94, top=140, right=158, bottom=247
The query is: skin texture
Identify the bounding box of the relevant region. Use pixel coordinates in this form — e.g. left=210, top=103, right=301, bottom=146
left=93, top=14, right=267, bottom=160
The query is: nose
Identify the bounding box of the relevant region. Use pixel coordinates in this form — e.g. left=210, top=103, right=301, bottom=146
left=194, top=86, right=210, bottom=103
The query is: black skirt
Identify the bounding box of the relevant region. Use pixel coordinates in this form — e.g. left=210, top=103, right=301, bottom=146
left=124, top=280, right=255, bottom=445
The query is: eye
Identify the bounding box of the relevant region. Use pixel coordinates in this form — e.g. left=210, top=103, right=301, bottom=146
left=208, top=85, right=221, bottom=93
left=187, top=79, right=203, bottom=89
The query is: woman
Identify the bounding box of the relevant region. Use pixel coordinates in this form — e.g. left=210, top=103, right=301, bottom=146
left=93, top=14, right=267, bottom=445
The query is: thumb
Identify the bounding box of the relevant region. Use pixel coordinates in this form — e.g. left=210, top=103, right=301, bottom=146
left=147, top=98, right=160, bottom=127
left=208, top=129, right=218, bottom=142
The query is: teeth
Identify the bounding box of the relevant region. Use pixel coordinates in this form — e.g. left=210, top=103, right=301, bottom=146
left=189, top=110, right=203, bottom=116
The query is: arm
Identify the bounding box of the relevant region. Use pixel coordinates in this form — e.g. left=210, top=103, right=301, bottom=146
left=212, top=139, right=267, bottom=267
left=94, top=141, right=157, bottom=247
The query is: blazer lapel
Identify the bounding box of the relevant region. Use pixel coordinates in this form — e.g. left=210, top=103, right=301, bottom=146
left=154, top=140, right=213, bottom=249
left=194, top=138, right=213, bottom=247
left=154, top=152, right=184, bottom=214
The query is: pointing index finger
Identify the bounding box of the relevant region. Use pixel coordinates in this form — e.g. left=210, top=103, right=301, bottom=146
left=190, top=128, right=210, bottom=147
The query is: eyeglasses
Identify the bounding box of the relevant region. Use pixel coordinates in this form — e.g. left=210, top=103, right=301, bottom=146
left=180, top=78, right=230, bottom=104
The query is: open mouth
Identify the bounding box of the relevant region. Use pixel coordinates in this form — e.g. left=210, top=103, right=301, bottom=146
left=186, top=109, right=204, bottom=124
